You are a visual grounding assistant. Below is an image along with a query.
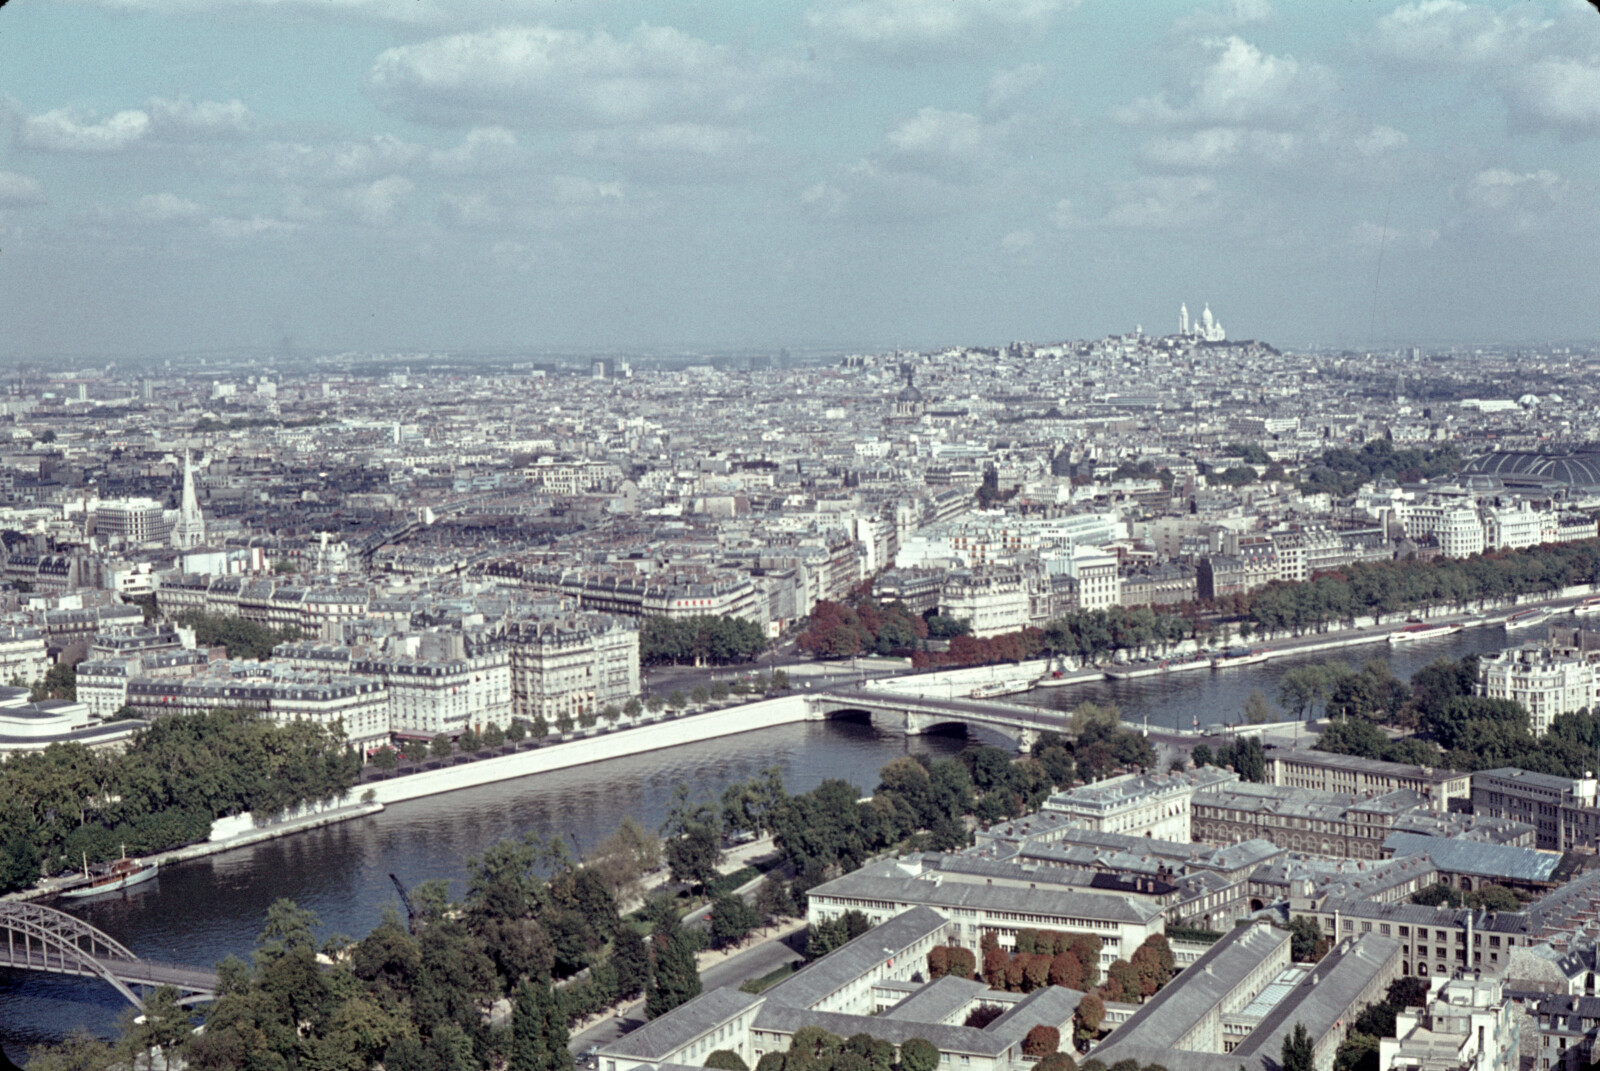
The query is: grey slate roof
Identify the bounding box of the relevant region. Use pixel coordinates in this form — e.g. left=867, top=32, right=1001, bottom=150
left=808, top=870, right=1163, bottom=925
left=1233, top=934, right=1403, bottom=1063
left=1384, top=831, right=1561, bottom=882
left=878, top=976, right=999, bottom=1024
left=753, top=987, right=1081, bottom=1058
left=599, top=988, right=762, bottom=1059
left=1090, top=923, right=1289, bottom=1055
left=762, top=905, right=948, bottom=1011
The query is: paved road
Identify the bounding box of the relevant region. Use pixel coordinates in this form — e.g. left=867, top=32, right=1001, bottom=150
left=569, top=927, right=806, bottom=1054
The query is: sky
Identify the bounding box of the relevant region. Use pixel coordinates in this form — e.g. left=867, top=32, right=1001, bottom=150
left=0, top=0, right=1597, bottom=359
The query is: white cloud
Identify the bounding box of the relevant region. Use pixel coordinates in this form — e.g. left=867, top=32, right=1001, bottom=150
left=1461, top=167, right=1563, bottom=210
left=429, top=126, right=520, bottom=173
left=1104, top=175, right=1218, bottom=228
left=1444, top=168, right=1582, bottom=237
left=148, top=97, right=254, bottom=138
left=1371, top=0, right=1551, bottom=67
left=1355, top=125, right=1408, bottom=156
left=1001, top=228, right=1035, bottom=250
left=22, top=108, right=151, bottom=152
left=1117, top=36, right=1332, bottom=127
left=800, top=181, right=847, bottom=217
left=0, top=172, right=45, bottom=206
left=1048, top=198, right=1078, bottom=229
left=339, top=175, right=415, bottom=225
left=805, top=0, right=1066, bottom=54
left=137, top=193, right=205, bottom=222
left=1371, top=1, right=1600, bottom=139
left=208, top=215, right=301, bottom=239
left=1506, top=58, right=1600, bottom=138
left=885, top=108, right=991, bottom=166
left=1174, top=0, right=1276, bottom=33
left=365, top=24, right=805, bottom=128
left=240, top=135, right=429, bottom=185
left=632, top=123, right=764, bottom=157
left=17, top=97, right=255, bottom=153
left=985, top=64, right=1047, bottom=113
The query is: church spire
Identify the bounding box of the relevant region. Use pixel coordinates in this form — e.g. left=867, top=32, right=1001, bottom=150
left=174, top=449, right=205, bottom=549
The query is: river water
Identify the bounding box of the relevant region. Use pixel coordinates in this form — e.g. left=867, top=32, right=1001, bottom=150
left=1, top=627, right=1514, bottom=1059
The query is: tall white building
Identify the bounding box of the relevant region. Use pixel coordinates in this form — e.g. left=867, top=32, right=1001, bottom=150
left=1478, top=645, right=1600, bottom=736
left=91, top=498, right=172, bottom=544
left=354, top=650, right=512, bottom=739
left=507, top=614, right=639, bottom=725
left=938, top=568, right=1029, bottom=638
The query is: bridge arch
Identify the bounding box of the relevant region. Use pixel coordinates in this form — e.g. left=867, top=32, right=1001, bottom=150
left=0, top=902, right=217, bottom=1010
left=0, top=901, right=147, bottom=1008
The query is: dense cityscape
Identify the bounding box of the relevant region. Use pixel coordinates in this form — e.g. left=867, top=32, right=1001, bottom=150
left=0, top=325, right=1598, bottom=1071
left=7, top=0, right=1600, bottom=1067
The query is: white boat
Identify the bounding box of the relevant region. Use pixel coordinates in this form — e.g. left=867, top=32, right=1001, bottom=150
left=1388, top=622, right=1463, bottom=643
left=1504, top=608, right=1553, bottom=631
left=1212, top=647, right=1272, bottom=669
left=969, top=680, right=1030, bottom=699
left=1105, top=657, right=1212, bottom=680
left=1573, top=597, right=1600, bottom=618
left=61, top=849, right=158, bottom=899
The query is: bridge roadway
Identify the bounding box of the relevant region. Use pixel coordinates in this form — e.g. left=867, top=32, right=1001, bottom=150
left=0, top=901, right=218, bottom=1009
left=809, top=688, right=1072, bottom=749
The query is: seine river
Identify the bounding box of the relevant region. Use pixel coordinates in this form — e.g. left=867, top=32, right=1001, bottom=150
left=1, top=627, right=1513, bottom=1059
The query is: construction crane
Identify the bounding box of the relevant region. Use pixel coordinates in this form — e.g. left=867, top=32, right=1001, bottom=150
left=389, top=873, right=419, bottom=934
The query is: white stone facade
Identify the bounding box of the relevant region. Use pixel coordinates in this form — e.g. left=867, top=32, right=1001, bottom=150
left=1478, top=645, right=1600, bottom=736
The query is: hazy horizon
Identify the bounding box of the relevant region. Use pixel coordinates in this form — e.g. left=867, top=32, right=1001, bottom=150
left=2, top=0, right=1597, bottom=359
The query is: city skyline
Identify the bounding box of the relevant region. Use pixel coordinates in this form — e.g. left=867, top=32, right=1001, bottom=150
left=1, top=0, right=1598, bottom=358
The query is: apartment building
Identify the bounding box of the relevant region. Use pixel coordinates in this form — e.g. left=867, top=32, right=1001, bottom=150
left=1478, top=645, right=1600, bottom=736
left=1042, top=767, right=1238, bottom=840
left=1472, top=767, right=1599, bottom=852
left=507, top=613, right=639, bottom=725
left=1266, top=748, right=1469, bottom=811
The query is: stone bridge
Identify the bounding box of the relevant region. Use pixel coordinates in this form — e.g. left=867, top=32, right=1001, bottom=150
left=806, top=688, right=1070, bottom=751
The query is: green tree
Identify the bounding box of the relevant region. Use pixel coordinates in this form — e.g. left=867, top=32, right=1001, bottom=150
left=624, top=698, right=643, bottom=719
left=663, top=784, right=724, bottom=888
left=898, top=1039, right=940, bottom=1071
left=506, top=719, right=527, bottom=743
left=709, top=894, right=760, bottom=947
left=691, top=685, right=710, bottom=707
left=666, top=690, right=688, bottom=711
left=371, top=746, right=398, bottom=772
left=1231, top=737, right=1267, bottom=782
left=1281, top=1023, right=1315, bottom=1071
left=614, top=931, right=651, bottom=1001
left=0, top=836, right=42, bottom=894
left=1243, top=689, right=1274, bottom=725
left=483, top=722, right=505, bottom=748
left=706, top=1052, right=750, bottom=1071
left=1288, top=917, right=1324, bottom=962
left=430, top=734, right=453, bottom=761
left=1075, top=992, right=1105, bottom=1042
left=645, top=925, right=702, bottom=1018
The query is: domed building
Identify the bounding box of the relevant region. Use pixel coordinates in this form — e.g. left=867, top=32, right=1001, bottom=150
left=892, top=368, right=924, bottom=419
